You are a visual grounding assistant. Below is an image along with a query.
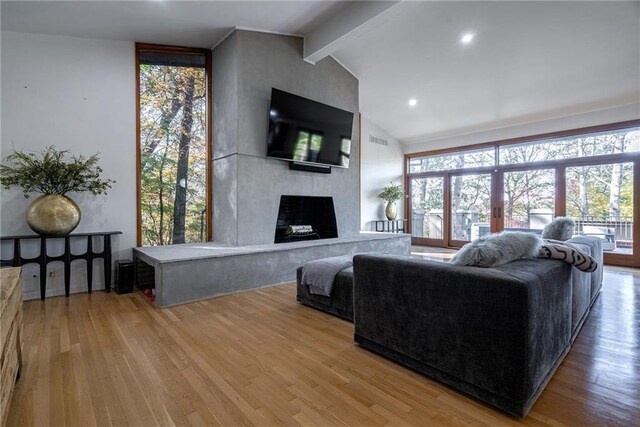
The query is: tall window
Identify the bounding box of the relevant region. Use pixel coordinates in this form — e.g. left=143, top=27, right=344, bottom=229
left=136, top=44, right=211, bottom=246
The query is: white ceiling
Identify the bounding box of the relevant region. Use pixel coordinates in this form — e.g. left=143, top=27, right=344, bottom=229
left=333, top=1, right=640, bottom=144
left=2, top=1, right=639, bottom=144
left=0, top=1, right=349, bottom=48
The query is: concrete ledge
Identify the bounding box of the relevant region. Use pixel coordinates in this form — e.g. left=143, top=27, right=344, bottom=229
left=133, top=233, right=411, bottom=307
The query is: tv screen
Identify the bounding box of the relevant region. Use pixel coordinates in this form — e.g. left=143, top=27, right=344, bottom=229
left=266, top=88, right=354, bottom=168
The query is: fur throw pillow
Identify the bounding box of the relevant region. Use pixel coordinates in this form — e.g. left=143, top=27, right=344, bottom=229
left=450, top=231, right=542, bottom=268
left=541, top=217, right=575, bottom=241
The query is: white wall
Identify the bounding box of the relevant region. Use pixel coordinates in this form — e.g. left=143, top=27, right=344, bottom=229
left=1, top=31, right=136, bottom=299
left=360, top=115, right=404, bottom=230
left=403, top=104, right=640, bottom=153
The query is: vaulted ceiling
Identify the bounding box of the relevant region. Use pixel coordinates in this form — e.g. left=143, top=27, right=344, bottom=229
left=331, top=1, right=640, bottom=144
left=3, top=1, right=639, bottom=145
left=0, top=1, right=350, bottom=48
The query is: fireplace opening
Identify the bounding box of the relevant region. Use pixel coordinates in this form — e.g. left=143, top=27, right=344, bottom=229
left=274, top=196, right=338, bottom=244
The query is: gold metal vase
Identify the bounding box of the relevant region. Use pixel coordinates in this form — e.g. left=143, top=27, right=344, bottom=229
left=26, top=194, right=81, bottom=237
left=385, top=201, right=398, bottom=220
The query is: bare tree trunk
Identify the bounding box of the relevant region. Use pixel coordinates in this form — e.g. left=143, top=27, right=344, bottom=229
left=144, top=96, right=182, bottom=156
left=142, top=69, right=185, bottom=156
left=172, top=75, right=196, bottom=244
left=420, top=179, right=427, bottom=236
left=578, top=170, right=589, bottom=219
left=524, top=172, right=532, bottom=227
left=158, top=148, right=167, bottom=245
left=451, top=155, right=465, bottom=239
left=608, top=135, right=625, bottom=220
left=451, top=176, right=463, bottom=239
left=451, top=155, right=465, bottom=212
left=609, top=164, right=622, bottom=220
left=577, top=140, right=589, bottom=219
left=504, top=177, right=514, bottom=227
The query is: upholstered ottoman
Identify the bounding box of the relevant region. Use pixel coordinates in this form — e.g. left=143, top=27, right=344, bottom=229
left=296, top=266, right=354, bottom=321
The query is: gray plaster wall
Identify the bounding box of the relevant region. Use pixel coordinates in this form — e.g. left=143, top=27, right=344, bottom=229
left=212, top=155, right=238, bottom=244
left=212, top=31, right=239, bottom=159
left=212, top=32, right=240, bottom=244
left=212, top=30, right=360, bottom=246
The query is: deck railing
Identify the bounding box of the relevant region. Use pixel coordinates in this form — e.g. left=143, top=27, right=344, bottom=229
left=412, top=210, right=634, bottom=248
left=571, top=216, right=633, bottom=248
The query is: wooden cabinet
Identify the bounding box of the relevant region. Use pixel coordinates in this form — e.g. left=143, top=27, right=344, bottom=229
left=1, top=267, right=22, bottom=427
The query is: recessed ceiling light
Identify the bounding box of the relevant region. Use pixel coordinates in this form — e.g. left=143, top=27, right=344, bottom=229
left=461, top=33, right=475, bottom=44
left=408, top=98, right=417, bottom=107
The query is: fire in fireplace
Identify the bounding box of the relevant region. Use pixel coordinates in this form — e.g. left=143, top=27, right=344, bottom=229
left=274, top=196, right=338, bottom=244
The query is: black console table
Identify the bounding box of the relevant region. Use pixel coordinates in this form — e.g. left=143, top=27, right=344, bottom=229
left=0, top=231, right=122, bottom=301
left=374, top=219, right=406, bottom=233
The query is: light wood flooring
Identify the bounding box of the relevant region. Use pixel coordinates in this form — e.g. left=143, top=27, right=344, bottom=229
left=6, top=261, right=640, bottom=426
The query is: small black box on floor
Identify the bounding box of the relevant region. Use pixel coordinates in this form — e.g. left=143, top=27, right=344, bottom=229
left=113, top=260, right=135, bottom=294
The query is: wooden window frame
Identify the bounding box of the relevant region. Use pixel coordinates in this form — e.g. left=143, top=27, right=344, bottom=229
left=405, top=119, right=640, bottom=267
left=406, top=119, right=640, bottom=161
left=135, top=43, right=213, bottom=246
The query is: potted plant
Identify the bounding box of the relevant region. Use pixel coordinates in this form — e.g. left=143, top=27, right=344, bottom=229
left=0, top=146, right=115, bottom=237
left=377, top=182, right=405, bottom=220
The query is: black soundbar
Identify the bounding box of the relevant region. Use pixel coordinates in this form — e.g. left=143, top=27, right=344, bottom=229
left=289, top=162, right=332, bottom=174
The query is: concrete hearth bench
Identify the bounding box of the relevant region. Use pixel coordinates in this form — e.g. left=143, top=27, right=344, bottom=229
left=134, top=233, right=410, bottom=307
left=296, top=236, right=603, bottom=417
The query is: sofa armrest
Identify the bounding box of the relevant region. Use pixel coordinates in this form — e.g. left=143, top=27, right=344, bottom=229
left=567, top=236, right=604, bottom=300
left=353, top=254, right=572, bottom=407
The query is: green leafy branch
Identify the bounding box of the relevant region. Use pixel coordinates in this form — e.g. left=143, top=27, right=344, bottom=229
left=0, top=146, right=116, bottom=198
left=377, top=182, right=405, bottom=203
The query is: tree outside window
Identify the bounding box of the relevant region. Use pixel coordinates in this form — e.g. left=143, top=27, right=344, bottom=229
left=137, top=46, right=210, bottom=246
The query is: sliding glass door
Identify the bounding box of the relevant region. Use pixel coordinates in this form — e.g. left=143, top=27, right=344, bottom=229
left=409, top=172, right=495, bottom=248
left=409, top=176, right=446, bottom=246
left=502, top=168, right=556, bottom=232
left=566, top=162, right=634, bottom=260
left=449, top=173, right=493, bottom=246
left=405, top=121, right=640, bottom=266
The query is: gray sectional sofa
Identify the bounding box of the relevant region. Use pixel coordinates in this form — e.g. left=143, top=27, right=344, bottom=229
left=296, top=236, right=603, bottom=417
left=353, top=237, right=603, bottom=417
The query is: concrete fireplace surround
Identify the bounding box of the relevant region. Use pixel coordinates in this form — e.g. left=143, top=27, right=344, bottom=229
left=133, top=30, right=412, bottom=306
left=135, top=233, right=411, bottom=307
left=212, top=30, right=361, bottom=246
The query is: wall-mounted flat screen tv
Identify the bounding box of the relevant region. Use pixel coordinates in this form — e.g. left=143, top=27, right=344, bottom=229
left=266, top=88, right=354, bottom=168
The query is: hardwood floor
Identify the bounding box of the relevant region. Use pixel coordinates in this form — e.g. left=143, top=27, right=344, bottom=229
left=6, top=265, right=640, bottom=426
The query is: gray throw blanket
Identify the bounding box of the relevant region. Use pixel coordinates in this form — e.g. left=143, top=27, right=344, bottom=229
left=301, top=255, right=353, bottom=296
